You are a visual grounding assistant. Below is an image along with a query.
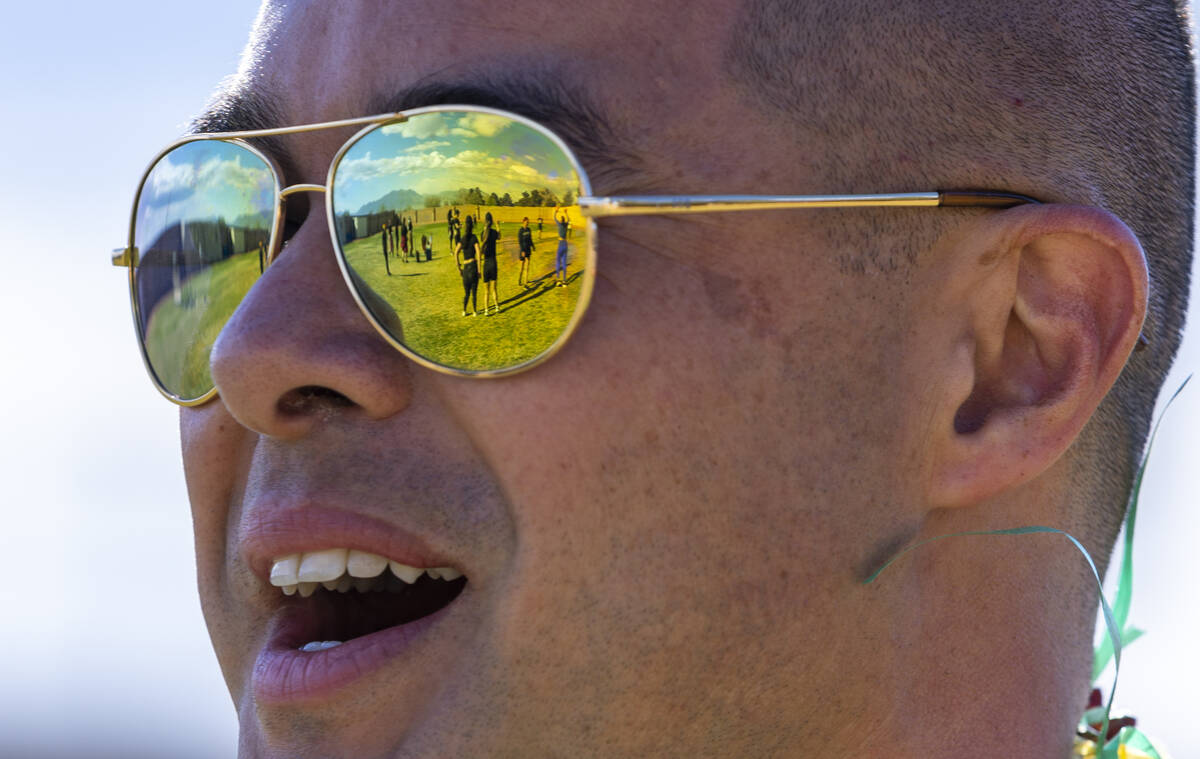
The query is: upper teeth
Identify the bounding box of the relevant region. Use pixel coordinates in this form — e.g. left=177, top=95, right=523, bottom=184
left=269, top=548, right=463, bottom=595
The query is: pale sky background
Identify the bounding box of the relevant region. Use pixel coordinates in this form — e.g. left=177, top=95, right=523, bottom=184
left=0, top=3, right=1195, bottom=757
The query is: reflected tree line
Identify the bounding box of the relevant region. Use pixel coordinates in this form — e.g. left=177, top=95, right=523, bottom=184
left=136, top=217, right=269, bottom=329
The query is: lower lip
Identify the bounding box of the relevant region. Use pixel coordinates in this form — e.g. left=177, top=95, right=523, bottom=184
left=252, top=601, right=454, bottom=703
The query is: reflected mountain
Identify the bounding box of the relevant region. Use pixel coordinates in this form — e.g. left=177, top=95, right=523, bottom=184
left=356, top=188, right=424, bottom=215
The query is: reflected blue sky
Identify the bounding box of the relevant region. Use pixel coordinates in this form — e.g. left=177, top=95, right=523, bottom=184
left=139, top=141, right=275, bottom=240
left=334, top=112, right=579, bottom=213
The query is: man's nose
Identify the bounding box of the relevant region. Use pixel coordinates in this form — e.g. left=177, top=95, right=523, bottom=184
left=208, top=205, right=414, bottom=438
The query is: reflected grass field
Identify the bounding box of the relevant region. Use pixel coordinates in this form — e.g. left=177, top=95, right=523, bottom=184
left=142, top=250, right=260, bottom=398
left=142, top=207, right=587, bottom=393
left=343, top=212, right=585, bottom=371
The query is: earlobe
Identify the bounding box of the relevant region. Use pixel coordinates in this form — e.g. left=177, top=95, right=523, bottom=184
left=928, top=205, right=1148, bottom=509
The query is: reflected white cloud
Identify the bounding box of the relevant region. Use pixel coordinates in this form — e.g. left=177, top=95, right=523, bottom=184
left=337, top=149, right=451, bottom=179
left=403, top=139, right=451, bottom=152
left=383, top=113, right=451, bottom=138
left=149, top=153, right=270, bottom=200
left=380, top=111, right=515, bottom=141
left=456, top=112, right=512, bottom=137
left=137, top=145, right=275, bottom=239
left=335, top=146, right=576, bottom=211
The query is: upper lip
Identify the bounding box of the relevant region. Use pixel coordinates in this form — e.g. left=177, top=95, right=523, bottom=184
left=239, top=505, right=464, bottom=585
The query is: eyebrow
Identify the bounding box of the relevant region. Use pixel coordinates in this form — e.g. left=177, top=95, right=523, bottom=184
left=190, top=73, right=644, bottom=192
left=190, top=89, right=301, bottom=183
left=369, top=76, right=643, bottom=190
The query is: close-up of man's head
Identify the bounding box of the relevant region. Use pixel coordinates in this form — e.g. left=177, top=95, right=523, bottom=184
left=111, top=0, right=1193, bottom=756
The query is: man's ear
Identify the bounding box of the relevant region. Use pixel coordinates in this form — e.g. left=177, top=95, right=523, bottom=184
left=926, top=205, right=1148, bottom=509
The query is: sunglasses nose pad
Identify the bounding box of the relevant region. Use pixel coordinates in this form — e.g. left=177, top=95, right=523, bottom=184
left=272, top=187, right=328, bottom=267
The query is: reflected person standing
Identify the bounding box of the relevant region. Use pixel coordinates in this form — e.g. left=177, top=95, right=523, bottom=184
left=380, top=222, right=391, bottom=276
left=552, top=205, right=569, bottom=286
left=517, top=216, right=535, bottom=287
left=480, top=212, right=501, bottom=314
left=455, top=214, right=479, bottom=316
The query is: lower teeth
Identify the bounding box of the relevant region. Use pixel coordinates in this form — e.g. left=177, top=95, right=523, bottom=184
left=300, top=640, right=343, bottom=652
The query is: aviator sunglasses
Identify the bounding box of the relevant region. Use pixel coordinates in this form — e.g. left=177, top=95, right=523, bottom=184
left=113, top=104, right=1037, bottom=405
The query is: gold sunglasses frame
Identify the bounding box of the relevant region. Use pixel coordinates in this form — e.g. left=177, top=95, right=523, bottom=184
left=113, top=104, right=1038, bottom=406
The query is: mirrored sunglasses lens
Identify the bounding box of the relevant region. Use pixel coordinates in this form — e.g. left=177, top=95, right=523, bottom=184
left=332, top=111, right=586, bottom=373
left=133, top=140, right=275, bottom=400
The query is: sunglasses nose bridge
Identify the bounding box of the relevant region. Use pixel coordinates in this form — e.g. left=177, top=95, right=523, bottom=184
left=268, top=183, right=329, bottom=266
left=279, top=183, right=327, bottom=198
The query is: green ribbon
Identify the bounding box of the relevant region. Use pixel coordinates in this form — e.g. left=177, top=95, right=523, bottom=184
left=864, top=376, right=1189, bottom=759
left=1091, top=376, right=1189, bottom=684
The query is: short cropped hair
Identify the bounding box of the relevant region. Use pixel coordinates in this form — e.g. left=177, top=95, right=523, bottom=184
left=725, top=0, right=1194, bottom=571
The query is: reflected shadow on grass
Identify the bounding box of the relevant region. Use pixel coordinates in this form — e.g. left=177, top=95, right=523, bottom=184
left=494, top=270, right=585, bottom=314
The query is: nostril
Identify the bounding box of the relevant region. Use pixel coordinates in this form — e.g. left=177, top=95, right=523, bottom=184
left=277, top=385, right=355, bottom=417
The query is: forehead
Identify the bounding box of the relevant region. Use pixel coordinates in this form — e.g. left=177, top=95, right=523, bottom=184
left=258, top=0, right=727, bottom=112
left=229, top=0, right=811, bottom=191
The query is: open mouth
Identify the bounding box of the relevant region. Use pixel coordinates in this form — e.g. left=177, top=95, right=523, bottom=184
left=269, top=549, right=467, bottom=651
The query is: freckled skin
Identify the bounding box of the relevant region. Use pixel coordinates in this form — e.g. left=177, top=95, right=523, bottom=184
left=183, top=2, right=1097, bottom=757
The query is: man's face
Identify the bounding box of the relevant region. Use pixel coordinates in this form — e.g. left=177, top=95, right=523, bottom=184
left=186, top=1, right=946, bottom=755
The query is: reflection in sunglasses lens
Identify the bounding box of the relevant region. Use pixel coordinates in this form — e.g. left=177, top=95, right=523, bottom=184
left=331, top=111, right=586, bottom=373
left=133, top=140, right=275, bottom=401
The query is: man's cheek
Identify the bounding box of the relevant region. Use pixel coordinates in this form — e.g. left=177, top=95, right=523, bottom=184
left=182, top=405, right=242, bottom=553
left=181, top=404, right=263, bottom=703
left=181, top=413, right=245, bottom=620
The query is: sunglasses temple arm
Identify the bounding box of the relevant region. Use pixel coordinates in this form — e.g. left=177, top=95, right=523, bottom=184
left=577, top=191, right=1038, bottom=218
left=112, top=246, right=137, bottom=267
left=578, top=190, right=1121, bottom=344
left=937, top=190, right=1041, bottom=207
